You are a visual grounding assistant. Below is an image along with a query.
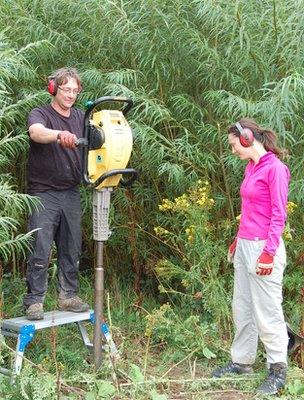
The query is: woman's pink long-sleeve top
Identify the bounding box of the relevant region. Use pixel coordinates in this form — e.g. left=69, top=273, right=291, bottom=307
left=237, top=151, right=290, bottom=256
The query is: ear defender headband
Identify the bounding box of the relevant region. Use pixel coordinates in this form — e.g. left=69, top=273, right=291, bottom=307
left=47, top=69, right=83, bottom=97
left=47, top=77, right=57, bottom=96
left=235, top=122, right=254, bottom=147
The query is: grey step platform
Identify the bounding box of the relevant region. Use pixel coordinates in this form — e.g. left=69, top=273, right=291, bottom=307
left=0, top=309, right=117, bottom=383
left=1, top=309, right=94, bottom=332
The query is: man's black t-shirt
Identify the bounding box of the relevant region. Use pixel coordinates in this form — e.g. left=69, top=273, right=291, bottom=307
left=27, top=105, right=84, bottom=194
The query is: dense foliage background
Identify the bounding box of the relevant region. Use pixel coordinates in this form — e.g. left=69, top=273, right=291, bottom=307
left=0, top=0, right=303, bottom=398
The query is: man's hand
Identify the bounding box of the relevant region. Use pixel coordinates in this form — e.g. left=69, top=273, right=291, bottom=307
left=227, top=238, right=237, bottom=263
left=57, top=131, right=77, bottom=149
left=256, top=252, right=274, bottom=276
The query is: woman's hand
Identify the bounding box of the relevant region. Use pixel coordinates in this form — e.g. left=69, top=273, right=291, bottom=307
left=227, top=238, right=237, bottom=263
left=256, top=252, right=274, bottom=275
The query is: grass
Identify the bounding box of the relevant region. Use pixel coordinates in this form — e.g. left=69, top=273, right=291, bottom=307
left=0, top=273, right=303, bottom=399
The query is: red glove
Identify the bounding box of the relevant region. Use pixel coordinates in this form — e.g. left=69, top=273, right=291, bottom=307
left=256, top=252, right=274, bottom=276
left=227, top=238, right=237, bottom=263
left=57, top=131, right=77, bottom=149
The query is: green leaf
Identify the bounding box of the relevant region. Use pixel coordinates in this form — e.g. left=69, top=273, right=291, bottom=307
left=287, top=379, right=304, bottom=395
left=202, top=347, right=216, bottom=359
left=96, top=380, right=116, bottom=398
left=85, top=393, right=96, bottom=400
left=129, top=363, right=145, bottom=382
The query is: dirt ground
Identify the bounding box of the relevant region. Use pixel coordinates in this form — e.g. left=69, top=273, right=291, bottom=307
left=165, top=391, right=253, bottom=399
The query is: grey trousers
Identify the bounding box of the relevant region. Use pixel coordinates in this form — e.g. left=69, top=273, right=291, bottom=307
left=231, top=238, right=288, bottom=366
left=23, top=188, right=82, bottom=307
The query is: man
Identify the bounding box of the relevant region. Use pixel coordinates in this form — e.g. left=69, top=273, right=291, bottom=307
left=23, top=67, right=89, bottom=320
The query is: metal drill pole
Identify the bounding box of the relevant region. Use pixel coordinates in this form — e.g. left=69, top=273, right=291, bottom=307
left=92, top=188, right=112, bottom=370
left=94, top=241, right=104, bottom=369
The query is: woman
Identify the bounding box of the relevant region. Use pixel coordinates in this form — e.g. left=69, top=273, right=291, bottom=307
left=212, top=118, right=290, bottom=395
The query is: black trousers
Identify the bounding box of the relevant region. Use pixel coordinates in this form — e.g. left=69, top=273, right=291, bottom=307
left=23, top=188, right=82, bottom=307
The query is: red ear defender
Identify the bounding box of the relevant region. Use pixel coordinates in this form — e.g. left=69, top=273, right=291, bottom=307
left=47, top=78, right=57, bottom=96
left=235, top=122, right=254, bottom=147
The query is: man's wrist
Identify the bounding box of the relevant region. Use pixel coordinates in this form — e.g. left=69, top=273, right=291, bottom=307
left=57, top=131, right=62, bottom=142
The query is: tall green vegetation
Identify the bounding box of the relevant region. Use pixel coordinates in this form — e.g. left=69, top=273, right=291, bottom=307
left=0, top=31, right=40, bottom=271
left=0, top=0, right=303, bottom=337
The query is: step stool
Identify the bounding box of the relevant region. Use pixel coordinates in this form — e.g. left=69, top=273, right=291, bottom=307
left=0, top=309, right=117, bottom=383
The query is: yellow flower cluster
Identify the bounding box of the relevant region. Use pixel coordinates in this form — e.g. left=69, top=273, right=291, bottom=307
left=154, top=259, right=177, bottom=280
left=158, top=198, right=174, bottom=211
left=154, top=226, right=170, bottom=236
left=185, top=225, right=196, bottom=242
left=283, top=222, right=293, bottom=241
left=158, top=179, right=214, bottom=212
left=189, top=180, right=214, bottom=208
left=283, top=229, right=292, bottom=241
left=158, top=284, right=167, bottom=294
left=287, top=201, right=297, bottom=214
left=158, top=195, right=190, bottom=212
left=145, top=303, right=171, bottom=337
left=181, top=278, right=190, bottom=288
left=174, top=194, right=190, bottom=209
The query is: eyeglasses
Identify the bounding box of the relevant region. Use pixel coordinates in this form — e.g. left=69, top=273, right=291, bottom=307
left=58, top=86, right=80, bottom=95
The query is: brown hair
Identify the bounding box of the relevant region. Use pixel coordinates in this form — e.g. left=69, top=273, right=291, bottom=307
left=228, top=118, right=283, bottom=157
left=49, top=67, right=82, bottom=88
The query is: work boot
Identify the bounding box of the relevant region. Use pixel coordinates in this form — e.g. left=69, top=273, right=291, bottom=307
left=256, top=362, right=287, bottom=395
left=58, top=296, right=90, bottom=312
left=212, top=361, right=253, bottom=378
left=26, top=303, right=44, bottom=320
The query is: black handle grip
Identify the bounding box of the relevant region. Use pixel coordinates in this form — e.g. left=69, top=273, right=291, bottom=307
left=90, top=168, right=138, bottom=189
left=76, top=138, right=87, bottom=147
left=85, top=96, right=133, bottom=116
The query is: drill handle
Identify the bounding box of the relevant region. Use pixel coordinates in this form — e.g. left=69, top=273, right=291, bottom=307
left=92, top=168, right=138, bottom=189
left=85, top=96, right=133, bottom=117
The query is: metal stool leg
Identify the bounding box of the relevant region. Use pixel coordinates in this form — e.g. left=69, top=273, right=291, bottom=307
left=101, top=321, right=119, bottom=357
left=89, top=312, right=118, bottom=357
left=11, top=325, right=35, bottom=384
left=13, top=336, right=25, bottom=377
left=77, top=321, right=93, bottom=349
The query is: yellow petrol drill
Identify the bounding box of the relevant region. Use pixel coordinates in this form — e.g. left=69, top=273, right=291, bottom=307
left=78, top=96, right=138, bottom=369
